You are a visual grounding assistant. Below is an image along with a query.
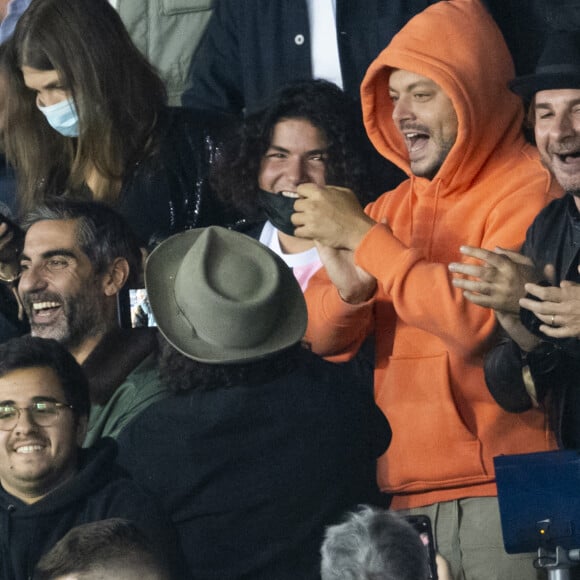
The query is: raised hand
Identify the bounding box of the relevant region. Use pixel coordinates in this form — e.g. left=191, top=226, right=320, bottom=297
left=520, top=267, right=580, bottom=339
left=449, top=246, right=539, bottom=313
left=292, top=183, right=375, bottom=251
left=315, top=243, right=377, bottom=304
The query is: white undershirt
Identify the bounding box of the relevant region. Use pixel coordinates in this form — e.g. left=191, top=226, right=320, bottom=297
left=259, top=222, right=322, bottom=292
left=305, top=0, right=343, bottom=89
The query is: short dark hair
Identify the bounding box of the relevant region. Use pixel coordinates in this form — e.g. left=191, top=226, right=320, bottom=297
left=212, top=79, right=374, bottom=222
left=33, top=518, right=170, bottom=579
left=22, top=199, right=143, bottom=288
left=0, top=335, right=90, bottom=420
left=320, top=506, right=430, bottom=580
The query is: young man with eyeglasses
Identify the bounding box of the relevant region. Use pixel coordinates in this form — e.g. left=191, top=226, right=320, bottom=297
left=0, top=335, right=184, bottom=580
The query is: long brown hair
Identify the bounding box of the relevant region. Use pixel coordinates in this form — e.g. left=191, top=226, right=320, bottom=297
left=4, top=0, right=166, bottom=214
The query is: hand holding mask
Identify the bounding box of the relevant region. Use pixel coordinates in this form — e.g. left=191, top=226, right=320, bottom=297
left=257, top=189, right=299, bottom=236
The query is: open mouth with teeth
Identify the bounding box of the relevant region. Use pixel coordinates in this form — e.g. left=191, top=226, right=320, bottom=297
left=405, top=132, right=430, bottom=155
left=556, top=151, right=580, bottom=163
left=15, top=444, right=46, bottom=454
left=30, top=301, right=62, bottom=323
left=279, top=190, right=300, bottom=198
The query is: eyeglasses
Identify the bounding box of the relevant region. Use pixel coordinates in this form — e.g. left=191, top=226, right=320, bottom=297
left=0, top=401, right=73, bottom=431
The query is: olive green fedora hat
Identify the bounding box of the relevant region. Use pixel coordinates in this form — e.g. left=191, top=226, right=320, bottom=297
left=145, top=226, right=307, bottom=363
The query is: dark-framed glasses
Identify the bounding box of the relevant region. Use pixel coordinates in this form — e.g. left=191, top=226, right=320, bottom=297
left=0, top=401, right=73, bottom=430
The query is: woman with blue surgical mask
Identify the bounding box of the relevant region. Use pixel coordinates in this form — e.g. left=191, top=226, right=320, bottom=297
left=0, top=0, right=230, bottom=253
left=36, top=95, right=79, bottom=138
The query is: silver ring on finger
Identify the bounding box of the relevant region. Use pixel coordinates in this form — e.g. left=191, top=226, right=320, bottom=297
left=551, top=314, right=555, bottom=327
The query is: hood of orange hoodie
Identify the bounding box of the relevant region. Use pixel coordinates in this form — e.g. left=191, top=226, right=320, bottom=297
left=361, top=0, right=525, bottom=196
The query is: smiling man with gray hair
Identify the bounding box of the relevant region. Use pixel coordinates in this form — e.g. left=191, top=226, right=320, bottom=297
left=9, top=199, right=168, bottom=447
left=116, top=225, right=391, bottom=579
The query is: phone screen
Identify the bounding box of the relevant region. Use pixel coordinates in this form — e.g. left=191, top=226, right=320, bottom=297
left=117, top=288, right=157, bottom=329
left=403, top=515, right=439, bottom=580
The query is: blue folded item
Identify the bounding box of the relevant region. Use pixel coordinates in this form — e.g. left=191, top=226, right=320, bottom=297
left=494, top=450, right=580, bottom=554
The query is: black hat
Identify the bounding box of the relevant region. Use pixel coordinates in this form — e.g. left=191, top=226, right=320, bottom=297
left=510, top=31, right=580, bottom=100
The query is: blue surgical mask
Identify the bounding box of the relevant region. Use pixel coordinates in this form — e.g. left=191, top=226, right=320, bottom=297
left=37, top=97, right=79, bottom=137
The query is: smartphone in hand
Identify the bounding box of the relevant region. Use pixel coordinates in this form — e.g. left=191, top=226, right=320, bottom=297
left=117, top=287, right=157, bottom=329
left=404, top=514, right=439, bottom=580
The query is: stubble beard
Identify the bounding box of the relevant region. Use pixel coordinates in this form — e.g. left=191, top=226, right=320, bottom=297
left=26, top=287, right=109, bottom=352
left=411, top=135, right=455, bottom=180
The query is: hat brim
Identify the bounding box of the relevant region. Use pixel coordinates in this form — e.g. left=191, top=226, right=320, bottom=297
left=510, top=72, right=580, bottom=100
left=145, top=228, right=307, bottom=364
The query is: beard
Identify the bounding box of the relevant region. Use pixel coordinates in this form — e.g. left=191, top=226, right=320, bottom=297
left=22, top=285, right=108, bottom=351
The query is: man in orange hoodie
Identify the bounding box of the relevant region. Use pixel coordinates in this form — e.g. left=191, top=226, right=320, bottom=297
left=292, top=1, right=559, bottom=578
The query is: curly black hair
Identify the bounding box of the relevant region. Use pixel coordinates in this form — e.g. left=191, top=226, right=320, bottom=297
left=158, top=335, right=306, bottom=394
left=211, top=79, right=374, bottom=223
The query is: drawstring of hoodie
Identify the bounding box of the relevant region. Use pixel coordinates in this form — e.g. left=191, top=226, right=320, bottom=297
left=407, top=175, right=443, bottom=260
left=427, top=180, right=442, bottom=260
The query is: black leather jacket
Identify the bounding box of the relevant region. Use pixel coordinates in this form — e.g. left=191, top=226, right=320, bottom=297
left=1, top=106, right=235, bottom=249
left=118, top=106, right=237, bottom=248
left=484, top=195, right=580, bottom=448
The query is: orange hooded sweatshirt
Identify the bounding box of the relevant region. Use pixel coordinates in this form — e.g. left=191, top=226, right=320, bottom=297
left=304, top=0, right=559, bottom=509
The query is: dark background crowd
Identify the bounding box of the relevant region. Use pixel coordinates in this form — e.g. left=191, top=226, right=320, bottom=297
left=0, top=1, right=577, bottom=579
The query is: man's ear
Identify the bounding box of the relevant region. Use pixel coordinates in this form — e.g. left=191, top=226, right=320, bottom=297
left=102, top=258, right=130, bottom=297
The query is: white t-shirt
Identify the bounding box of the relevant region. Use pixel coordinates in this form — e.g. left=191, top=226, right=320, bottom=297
left=259, top=221, right=323, bottom=292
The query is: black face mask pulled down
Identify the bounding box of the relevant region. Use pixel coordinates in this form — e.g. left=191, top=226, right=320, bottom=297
left=257, top=189, right=297, bottom=236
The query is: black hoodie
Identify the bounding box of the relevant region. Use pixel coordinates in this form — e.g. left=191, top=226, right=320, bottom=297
left=0, top=438, right=181, bottom=580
